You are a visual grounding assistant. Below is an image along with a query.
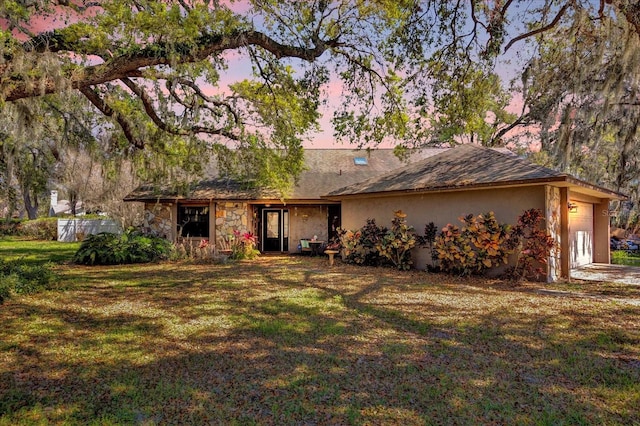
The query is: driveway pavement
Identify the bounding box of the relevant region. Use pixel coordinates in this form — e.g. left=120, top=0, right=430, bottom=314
left=571, top=263, right=640, bottom=285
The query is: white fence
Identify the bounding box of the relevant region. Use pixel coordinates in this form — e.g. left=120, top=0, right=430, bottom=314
left=57, top=218, right=122, bottom=242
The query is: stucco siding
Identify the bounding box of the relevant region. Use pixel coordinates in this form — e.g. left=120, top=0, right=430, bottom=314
left=289, top=206, right=329, bottom=253
left=340, top=187, right=546, bottom=270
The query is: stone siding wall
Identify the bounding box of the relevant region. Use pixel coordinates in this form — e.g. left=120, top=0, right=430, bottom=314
left=546, top=186, right=562, bottom=282
left=215, top=202, right=249, bottom=239
left=143, top=203, right=173, bottom=239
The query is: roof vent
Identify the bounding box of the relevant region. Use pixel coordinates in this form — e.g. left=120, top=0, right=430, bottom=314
left=354, top=157, right=368, bottom=166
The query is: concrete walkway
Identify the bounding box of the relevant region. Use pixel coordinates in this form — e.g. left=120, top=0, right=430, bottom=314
left=571, top=263, right=640, bottom=285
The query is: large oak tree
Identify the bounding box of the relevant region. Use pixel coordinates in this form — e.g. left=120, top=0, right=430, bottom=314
left=2, top=1, right=640, bottom=220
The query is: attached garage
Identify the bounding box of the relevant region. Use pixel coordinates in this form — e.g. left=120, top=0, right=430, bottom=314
left=325, top=145, right=627, bottom=281
left=569, top=201, right=594, bottom=268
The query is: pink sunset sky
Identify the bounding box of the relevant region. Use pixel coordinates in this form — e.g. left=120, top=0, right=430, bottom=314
left=2, top=1, right=529, bottom=151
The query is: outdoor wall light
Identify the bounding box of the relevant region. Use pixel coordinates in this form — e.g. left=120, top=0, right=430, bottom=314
left=568, top=202, right=578, bottom=213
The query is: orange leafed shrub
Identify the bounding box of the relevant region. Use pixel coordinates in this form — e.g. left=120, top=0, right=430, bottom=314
left=435, top=212, right=511, bottom=275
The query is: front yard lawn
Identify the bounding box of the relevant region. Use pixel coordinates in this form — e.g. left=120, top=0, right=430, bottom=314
left=0, top=237, right=80, bottom=265
left=1, top=256, right=639, bottom=424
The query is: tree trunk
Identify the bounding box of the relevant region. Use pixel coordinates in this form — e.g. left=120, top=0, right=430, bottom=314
left=69, top=190, right=78, bottom=216
left=23, top=190, right=39, bottom=220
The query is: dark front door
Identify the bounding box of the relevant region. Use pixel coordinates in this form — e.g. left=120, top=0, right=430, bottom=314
left=262, top=209, right=289, bottom=252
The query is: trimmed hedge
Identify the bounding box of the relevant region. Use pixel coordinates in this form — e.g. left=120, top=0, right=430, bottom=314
left=14, top=218, right=58, bottom=240
left=0, top=220, right=23, bottom=236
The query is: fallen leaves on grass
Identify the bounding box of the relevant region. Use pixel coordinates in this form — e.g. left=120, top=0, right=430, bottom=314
left=0, top=256, right=638, bottom=425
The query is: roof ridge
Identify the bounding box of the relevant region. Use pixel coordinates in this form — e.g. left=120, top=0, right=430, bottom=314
left=448, top=144, right=567, bottom=180
left=325, top=144, right=567, bottom=197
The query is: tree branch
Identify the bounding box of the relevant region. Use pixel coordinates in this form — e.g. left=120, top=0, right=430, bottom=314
left=491, top=113, right=531, bottom=144
left=44, top=99, right=94, bottom=145
left=8, top=29, right=339, bottom=102
left=614, top=1, right=640, bottom=36
left=168, top=77, right=240, bottom=126
left=503, top=3, right=570, bottom=52
left=121, top=77, right=239, bottom=141
left=78, top=86, right=145, bottom=150
left=120, top=77, right=180, bottom=134
left=52, top=1, right=102, bottom=12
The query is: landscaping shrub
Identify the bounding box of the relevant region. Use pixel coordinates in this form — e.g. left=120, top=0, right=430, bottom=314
left=73, top=230, right=173, bottom=265
left=417, top=221, right=439, bottom=270
left=229, top=230, right=260, bottom=260
left=173, top=238, right=217, bottom=261
left=0, top=259, right=57, bottom=303
left=506, top=208, right=557, bottom=281
left=376, top=211, right=417, bottom=270
left=0, top=220, right=23, bottom=236
left=612, top=249, right=640, bottom=266
left=435, top=212, right=511, bottom=275
left=337, top=209, right=555, bottom=278
left=434, top=222, right=476, bottom=274
left=338, top=219, right=387, bottom=266
left=19, top=218, right=58, bottom=240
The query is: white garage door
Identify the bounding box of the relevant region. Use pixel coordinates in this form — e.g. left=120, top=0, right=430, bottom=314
left=569, top=201, right=594, bottom=268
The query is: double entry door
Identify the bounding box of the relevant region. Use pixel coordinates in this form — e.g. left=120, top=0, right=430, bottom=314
left=262, top=209, right=289, bottom=252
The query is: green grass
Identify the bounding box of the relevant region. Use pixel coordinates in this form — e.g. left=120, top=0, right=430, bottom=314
left=0, top=254, right=639, bottom=425
left=0, top=237, right=80, bottom=265
left=611, top=249, right=640, bottom=266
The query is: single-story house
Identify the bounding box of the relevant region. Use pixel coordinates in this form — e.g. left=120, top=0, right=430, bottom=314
left=124, top=148, right=433, bottom=250
left=124, top=145, right=625, bottom=281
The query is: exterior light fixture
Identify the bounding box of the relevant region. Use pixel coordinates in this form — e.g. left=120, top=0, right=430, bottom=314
left=568, top=202, right=578, bottom=213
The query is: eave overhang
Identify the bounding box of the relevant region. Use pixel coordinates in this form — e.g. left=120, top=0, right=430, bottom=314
left=322, top=176, right=627, bottom=202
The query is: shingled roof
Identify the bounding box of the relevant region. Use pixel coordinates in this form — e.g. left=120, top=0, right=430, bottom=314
left=124, top=149, right=444, bottom=202
left=287, top=149, right=444, bottom=200
left=325, top=144, right=625, bottom=199
left=123, top=178, right=276, bottom=202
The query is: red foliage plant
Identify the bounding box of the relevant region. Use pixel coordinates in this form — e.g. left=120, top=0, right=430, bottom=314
left=434, top=209, right=555, bottom=281
left=507, top=208, right=557, bottom=281
left=435, top=212, right=511, bottom=276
